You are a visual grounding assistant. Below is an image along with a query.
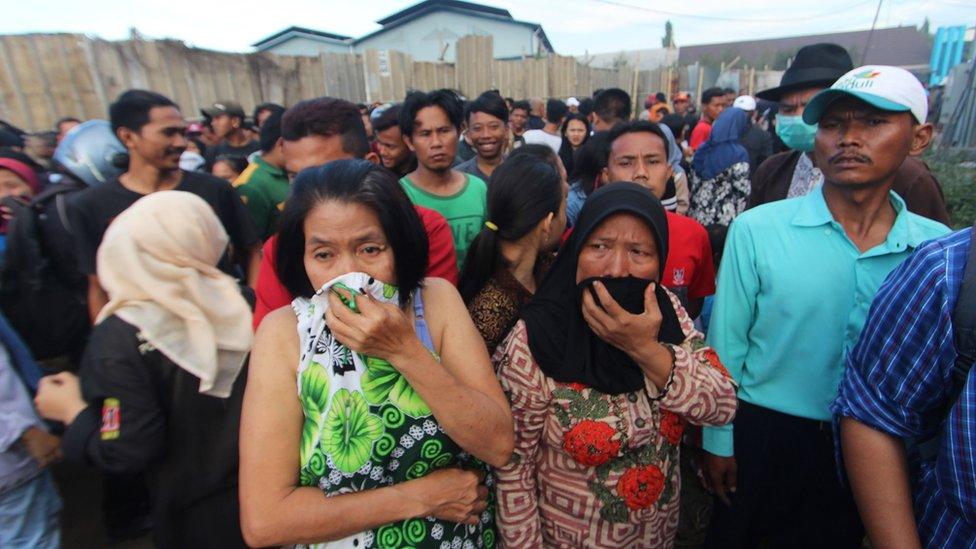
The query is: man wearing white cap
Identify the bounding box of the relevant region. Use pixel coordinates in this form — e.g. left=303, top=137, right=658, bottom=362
left=733, top=95, right=773, bottom=177
left=748, top=44, right=949, bottom=225
left=566, top=97, right=580, bottom=113
left=702, top=66, right=951, bottom=548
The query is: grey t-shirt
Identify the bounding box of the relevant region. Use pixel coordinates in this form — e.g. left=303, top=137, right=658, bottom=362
left=455, top=156, right=491, bottom=183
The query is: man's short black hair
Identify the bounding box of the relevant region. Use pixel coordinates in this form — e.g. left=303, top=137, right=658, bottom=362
left=253, top=102, right=285, bottom=124
left=214, top=154, right=249, bottom=175
left=702, top=87, right=725, bottom=105
left=400, top=89, right=463, bottom=137
left=109, top=89, right=178, bottom=134
left=259, top=109, right=283, bottom=153
left=545, top=99, right=568, bottom=124
left=659, top=113, right=688, bottom=142
left=722, top=87, right=736, bottom=95
left=605, top=120, right=671, bottom=159
left=593, top=88, right=632, bottom=124
left=511, top=100, right=531, bottom=115
left=372, top=103, right=402, bottom=133
left=578, top=97, right=595, bottom=118
left=276, top=159, right=428, bottom=307
left=281, top=97, right=369, bottom=158
left=466, top=91, right=509, bottom=124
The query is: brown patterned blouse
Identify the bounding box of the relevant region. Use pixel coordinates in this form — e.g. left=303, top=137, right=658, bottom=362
left=466, top=269, right=534, bottom=357
left=492, top=290, right=737, bottom=548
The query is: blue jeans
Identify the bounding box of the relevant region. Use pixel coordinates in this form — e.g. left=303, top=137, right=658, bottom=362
left=0, top=471, right=61, bottom=548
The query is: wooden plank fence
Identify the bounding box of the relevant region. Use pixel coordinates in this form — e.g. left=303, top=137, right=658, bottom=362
left=0, top=33, right=780, bottom=131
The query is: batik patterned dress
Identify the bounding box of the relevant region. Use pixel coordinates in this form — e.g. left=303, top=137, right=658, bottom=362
left=493, top=289, right=737, bottom=548
left=293, top=272, right=495, bottom=549
left=688, top=161, right=751, bottom=227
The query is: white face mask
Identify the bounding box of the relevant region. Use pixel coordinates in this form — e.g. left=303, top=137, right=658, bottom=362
left=179, top=151, right=205, bottom=172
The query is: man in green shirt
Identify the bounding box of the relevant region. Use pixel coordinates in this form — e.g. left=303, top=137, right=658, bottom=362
left=235, top=109, right=288, bottom=240
left=399, top=89, right=487, bottom=270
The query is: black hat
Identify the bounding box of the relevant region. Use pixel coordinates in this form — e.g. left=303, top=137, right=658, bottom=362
left=201, top=100, right=246, bottom=120
left=756, top=43, right=854, bottom=102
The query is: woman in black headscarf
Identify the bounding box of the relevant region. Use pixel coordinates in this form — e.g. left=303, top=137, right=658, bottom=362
left=493, top=182, right=737, bottom=548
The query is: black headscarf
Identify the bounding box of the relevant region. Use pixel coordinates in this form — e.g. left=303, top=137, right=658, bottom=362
left=521, top=182, right=685, bottom=395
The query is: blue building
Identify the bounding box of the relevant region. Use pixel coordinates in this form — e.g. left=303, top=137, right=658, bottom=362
left=252, top=0, right=554, bottom=62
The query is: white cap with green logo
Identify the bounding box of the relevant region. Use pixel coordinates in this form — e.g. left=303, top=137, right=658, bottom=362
left=802, top=65, right=928, bottom=125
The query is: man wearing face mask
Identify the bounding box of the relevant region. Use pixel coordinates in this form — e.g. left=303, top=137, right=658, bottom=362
left=748, top=43, right=950, bottom=225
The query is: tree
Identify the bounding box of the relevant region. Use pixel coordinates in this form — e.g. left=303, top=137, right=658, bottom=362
left=662, top=21, right=675, bottom=48
left=921, top=17, right=931, bottom=35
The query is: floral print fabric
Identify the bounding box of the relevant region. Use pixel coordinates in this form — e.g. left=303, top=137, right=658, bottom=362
left=493, top=289, right=738, bottom=548
left=688, top=161, right=751, bottom=227
left=787, top=152, right=823, bottom=199
left=294, top=272, right=495, bottom=549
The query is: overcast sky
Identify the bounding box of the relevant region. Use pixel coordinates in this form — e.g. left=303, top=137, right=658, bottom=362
left=5, top=0, right=973, bottom=56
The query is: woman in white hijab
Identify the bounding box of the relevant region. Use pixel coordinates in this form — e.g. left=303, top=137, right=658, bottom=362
left=34, top=190, right=252, bottom=549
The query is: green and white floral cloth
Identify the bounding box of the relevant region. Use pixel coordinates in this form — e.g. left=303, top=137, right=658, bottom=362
left=293, top=272, right=496, bottom=549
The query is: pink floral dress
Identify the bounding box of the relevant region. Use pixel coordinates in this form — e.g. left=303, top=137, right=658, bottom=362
left=493, top=290, right=737, bottom=548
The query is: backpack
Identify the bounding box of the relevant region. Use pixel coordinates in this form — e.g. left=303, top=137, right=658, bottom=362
left=0, top=183, right=90, bottom=362
left=907, top=224, right=976, bottom=464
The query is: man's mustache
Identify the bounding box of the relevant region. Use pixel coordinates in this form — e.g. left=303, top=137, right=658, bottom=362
left=828, top=152, right=871, bottom=164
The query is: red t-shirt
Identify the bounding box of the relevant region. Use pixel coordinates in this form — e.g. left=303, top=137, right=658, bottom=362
left=689, top=119, right=712, bottom=151
left=662, top=211, right=715, bottom=303
left=252, top=205, right=458, bottom=330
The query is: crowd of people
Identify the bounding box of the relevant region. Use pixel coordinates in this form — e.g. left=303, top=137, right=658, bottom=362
left=0, top=40, right=971, bottom=549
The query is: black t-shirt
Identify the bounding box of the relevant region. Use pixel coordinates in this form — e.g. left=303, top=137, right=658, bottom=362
left=66, top=171, right=260, bottom=277
left=203, top=140, right=260, bottom=171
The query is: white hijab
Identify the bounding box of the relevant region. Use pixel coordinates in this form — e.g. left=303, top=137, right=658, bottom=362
left=96, top=191, right=252, bottom=398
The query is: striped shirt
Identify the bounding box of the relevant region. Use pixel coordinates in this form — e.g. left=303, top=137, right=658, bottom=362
left=833, top=228, right=976, bottom=548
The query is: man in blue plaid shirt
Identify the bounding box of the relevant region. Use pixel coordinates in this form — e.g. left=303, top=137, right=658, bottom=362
left=834, top=227, right=976, bottom=548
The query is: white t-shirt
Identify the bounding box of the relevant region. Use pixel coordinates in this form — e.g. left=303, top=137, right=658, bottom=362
left=522, top=129, right=563, bottom=155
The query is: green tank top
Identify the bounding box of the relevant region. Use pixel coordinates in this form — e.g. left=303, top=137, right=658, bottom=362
left=293, top=273, right=496, bottom=549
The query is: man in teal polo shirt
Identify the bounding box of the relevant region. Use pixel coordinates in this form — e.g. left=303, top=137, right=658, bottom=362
left=701, top=66, right=951, bottom=548
left=235, top=108, right=288, bottom=240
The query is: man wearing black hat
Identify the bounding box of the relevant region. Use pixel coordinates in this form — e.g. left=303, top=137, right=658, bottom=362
left=748, top=43, right=950, bottom=225
left=202, top=100, right=260, bottom=172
